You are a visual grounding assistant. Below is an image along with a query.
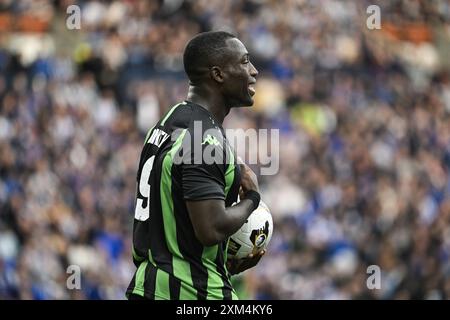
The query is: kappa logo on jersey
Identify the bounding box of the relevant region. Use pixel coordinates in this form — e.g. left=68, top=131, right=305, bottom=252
left=202, top=134, right=221, bottom=147
left=147, top=128, right=170, bottom=148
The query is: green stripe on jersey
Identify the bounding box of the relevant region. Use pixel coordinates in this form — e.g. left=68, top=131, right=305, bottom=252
left=160, top=129, right=197, bottom=299
left=202, top=245, right=225, bottom=299
left=160, top=102, right=184, bottom=126
left=148, top=249, right=156, bottom=267
left=155, top=268, right=170, bottom=300
left=132, top=260, right=148, bottom=297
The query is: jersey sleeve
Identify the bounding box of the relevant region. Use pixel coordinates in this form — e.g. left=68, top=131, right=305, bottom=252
left=179, top=126, right=227, bottom=201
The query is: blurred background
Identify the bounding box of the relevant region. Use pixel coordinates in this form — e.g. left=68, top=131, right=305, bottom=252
left=1, top=0, right=450, bottom=300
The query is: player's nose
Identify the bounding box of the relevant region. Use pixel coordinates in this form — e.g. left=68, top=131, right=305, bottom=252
left=250, top=62, right=258, bottom=77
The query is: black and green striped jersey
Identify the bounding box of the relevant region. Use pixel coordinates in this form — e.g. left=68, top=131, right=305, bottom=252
left=126, top=100, right=241, bottom=300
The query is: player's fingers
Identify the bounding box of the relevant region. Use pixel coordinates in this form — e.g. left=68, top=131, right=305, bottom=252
left=247, top=254, right=262, bottom=268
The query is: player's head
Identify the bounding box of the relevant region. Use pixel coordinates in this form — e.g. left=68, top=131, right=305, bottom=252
left=183, top=31, right=258, bottom=107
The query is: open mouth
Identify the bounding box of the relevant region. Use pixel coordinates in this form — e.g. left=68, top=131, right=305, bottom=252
left=248, top=83, right=256, bottom=96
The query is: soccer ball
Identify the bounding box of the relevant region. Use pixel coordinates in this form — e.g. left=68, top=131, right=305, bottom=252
left=227, top=201, right=273, bottom=259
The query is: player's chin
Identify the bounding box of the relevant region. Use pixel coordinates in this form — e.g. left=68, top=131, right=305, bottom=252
left=241, top=95, right=255, bottom=107
left=232, top=94, right=254, bottom=108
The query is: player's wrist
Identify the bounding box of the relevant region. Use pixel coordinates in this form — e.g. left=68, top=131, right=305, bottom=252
left=243, top=190, right=260, bottom=211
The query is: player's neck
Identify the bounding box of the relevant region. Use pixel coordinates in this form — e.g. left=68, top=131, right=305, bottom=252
left=186, top=85, right=229, bottom=125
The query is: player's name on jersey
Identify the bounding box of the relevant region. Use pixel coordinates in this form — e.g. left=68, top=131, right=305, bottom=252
left=147, top=128, right=170, bottom=148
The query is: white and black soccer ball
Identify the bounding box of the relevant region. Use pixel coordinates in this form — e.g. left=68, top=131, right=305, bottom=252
left=227, top=201, right=273, bottom=259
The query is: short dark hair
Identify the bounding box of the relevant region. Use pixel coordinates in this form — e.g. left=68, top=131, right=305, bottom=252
left=183, top=31, right=236, bottom=84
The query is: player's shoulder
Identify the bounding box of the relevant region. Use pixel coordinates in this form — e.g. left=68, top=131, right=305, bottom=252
left=163, top=100, right=225, bottom=148
left=184, top=100, right=218, bottom=128
left=174, top=101, right=222, bottom=143
left=163, top=101, right=192, bottom=128
left=163, top=100, right=216, bottom=130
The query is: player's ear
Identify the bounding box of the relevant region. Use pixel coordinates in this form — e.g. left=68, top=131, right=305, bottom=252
left=210, top=66, right=224, bottom=83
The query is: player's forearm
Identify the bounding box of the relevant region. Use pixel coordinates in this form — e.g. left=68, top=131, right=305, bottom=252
left=213, top=199, right=254, bottom=242
left=187, top=198, right=255, bottom=246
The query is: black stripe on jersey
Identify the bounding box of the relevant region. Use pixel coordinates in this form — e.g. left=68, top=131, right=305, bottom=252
left=218, top=241, right=233, bottom=300
left=143, top=261, right=157, bottom=300
left=169, top=273, right=181, bottom=300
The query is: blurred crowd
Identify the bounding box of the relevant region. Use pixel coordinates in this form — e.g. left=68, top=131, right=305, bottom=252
left=1, top=0, right=450, bottom=299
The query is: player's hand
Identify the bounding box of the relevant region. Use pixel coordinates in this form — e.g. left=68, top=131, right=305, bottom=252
left=238, top=158, right=259, bottom=194
left=226, top=250, right=265, bottom=275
